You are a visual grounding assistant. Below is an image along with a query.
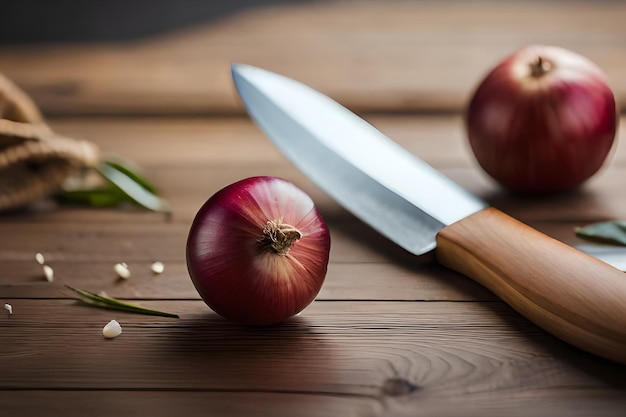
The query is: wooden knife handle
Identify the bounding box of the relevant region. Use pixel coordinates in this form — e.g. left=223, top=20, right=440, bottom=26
left=436, top=207, right=626, bottom=364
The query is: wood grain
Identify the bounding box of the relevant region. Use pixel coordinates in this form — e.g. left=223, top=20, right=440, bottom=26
left=31, top=114, right=626, bottom=225
left=0, top=219, right=612, bottom=302
left=1, top=300, right=625, bottom=396
left=0, top=132, right=623, bottom=413
left=0, top=392, right=383, bottom=417
left=1, top=390, right=625, bottom=417
left=0, top=1, right=625, bottom=115
left=1, top=1, right=626, bottom=413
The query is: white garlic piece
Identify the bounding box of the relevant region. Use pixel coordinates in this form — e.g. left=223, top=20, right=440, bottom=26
left=102, top=319, right=122, bottom=338
left=114, top=263, right=131, bottom=279
left=43, top=265, right=54, bottom=282
left=35, top=252, right=45, bottom=265
left=151, top=261, right=165, bottom=274
left=4, top=303, right=12, bottom=315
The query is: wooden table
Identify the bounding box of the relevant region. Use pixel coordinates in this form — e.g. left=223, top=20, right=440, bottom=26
left=1, top=1, right=626, bottom=416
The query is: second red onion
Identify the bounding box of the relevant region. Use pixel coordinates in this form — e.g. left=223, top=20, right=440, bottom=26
left=465, top=45, right=618, bottom=193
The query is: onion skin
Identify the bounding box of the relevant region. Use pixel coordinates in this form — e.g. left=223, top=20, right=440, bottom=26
left=186, top=176, right=331, bottom=326
left=466, top=45, right=618, bottom=193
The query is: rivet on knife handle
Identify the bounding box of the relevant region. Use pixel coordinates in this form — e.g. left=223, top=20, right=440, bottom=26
left=436, top=207, right=626, bottom=364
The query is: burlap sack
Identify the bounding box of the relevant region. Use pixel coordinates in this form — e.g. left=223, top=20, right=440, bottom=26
left=0, top=73, right=99, bottom=212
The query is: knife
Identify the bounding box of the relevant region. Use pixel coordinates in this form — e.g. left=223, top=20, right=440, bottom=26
left=231, top=63, right=626, bottom=364
left=577, top=245, right=626, bottom=272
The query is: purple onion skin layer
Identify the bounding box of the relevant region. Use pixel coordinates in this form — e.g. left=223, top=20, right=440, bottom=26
left=466, top=45, right=618, bottom=193
left=186, top=176, right=331, bottom=326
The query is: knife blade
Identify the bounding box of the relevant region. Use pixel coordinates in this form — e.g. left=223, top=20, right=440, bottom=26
left=231, top=63, right=626, bottom=364
left=577, top=245, right=626, bottom=272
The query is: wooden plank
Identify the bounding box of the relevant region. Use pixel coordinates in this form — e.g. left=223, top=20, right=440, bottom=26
left=137, top=163, right=626, bottom=223
left=1, top=391, right=625, bottom=417
left=0, top=392, right=383, bottom=417
left=0, top=219, right=606, bottom=301
left=0, top=1, right=624, bottom=115
left=2, top=114, right=619, bottom=225
left=0, top=220, right=407, bottom=264
left=0, top=218, right=601, bottom=266
left=1, top=300, right=625, bottom=399
left=0, top=260, right=495, bottom=302
left=46, top=115, right=626, bottom=167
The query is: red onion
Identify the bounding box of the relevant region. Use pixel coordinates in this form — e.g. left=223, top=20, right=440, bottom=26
left=186, top=176, right=331, bottom=325
left=465, top=45, right=618, bottom=193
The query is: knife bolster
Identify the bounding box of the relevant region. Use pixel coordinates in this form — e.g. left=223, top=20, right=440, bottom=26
left=435, top=207, right=626, bottom=364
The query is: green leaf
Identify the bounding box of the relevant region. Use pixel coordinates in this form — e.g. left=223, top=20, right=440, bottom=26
left=57, top=155, right=170, bottom=215
left=66, top=285, right=179, bottom=318
left=575, top=221, right=626, bottom=246
left=96, top=161, right=171, bottom=214
left=101, top=156, right=160, bottom=195
left=56, top=188, right=128, bottom=207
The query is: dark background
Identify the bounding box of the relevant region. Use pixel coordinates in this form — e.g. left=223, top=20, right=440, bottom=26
left=0, top=0, right=307, bottom=43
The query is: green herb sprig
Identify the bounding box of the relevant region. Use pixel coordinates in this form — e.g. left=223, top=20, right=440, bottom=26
left=66, top=285, right=179, bottom=318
